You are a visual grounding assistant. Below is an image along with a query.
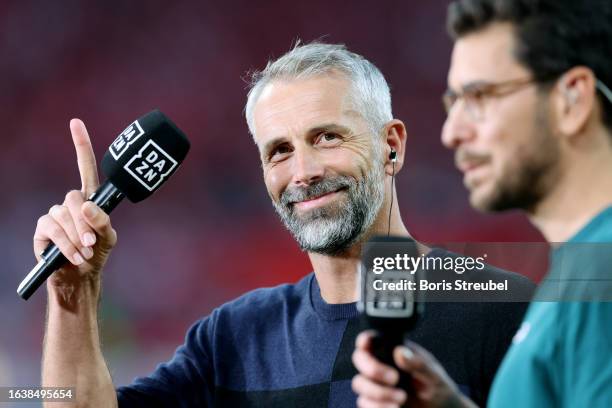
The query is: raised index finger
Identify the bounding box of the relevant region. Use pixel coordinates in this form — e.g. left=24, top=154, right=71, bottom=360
left=70, top=118, right=99, bottom=196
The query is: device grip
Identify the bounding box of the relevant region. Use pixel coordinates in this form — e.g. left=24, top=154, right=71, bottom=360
left=17, top=181, right=124, bottom=300
left=370, top=331, right=413, bottom=394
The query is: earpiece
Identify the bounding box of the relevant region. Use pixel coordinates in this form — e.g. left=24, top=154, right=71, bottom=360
left=565, top=89, right=578, bottom=105
left=389, top=149, right=397, bottom=162
left=562, top=82, right=579, bottom=105
left=387, top=149, right=397, bottom=236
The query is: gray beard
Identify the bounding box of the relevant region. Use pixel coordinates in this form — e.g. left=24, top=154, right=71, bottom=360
left=272, top=164, right=385, bottom=256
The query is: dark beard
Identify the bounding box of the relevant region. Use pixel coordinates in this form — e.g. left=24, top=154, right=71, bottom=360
left=484, top=103, right=561, bottom=212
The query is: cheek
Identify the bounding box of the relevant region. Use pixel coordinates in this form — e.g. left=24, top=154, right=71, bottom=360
left=343, top=139, right=374, bottom=161
left=486, top=97, right=540, bottom=169
left=336, top=142, right=378, bottom=173
left=328, top=149, right=370, bottom=179
left=487, top=130, right=529, bottom=180
left=264, top=166, right=289, bottom=201
left=477, top=122, right=513, bottom=178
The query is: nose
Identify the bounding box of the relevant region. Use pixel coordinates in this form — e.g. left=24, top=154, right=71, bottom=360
left=441, top=105, right=476, bottom=150
left=291, top=145, right=325, bottom=186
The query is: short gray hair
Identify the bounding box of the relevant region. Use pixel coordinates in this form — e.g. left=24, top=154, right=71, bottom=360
left=245, top=42, right=393, bottom=137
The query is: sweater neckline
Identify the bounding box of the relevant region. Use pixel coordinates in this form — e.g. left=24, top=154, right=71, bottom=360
left=309, top=274, right=359, bottom=321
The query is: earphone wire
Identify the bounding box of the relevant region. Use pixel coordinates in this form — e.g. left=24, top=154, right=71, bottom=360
left=387, top=159, right=395, bottom=237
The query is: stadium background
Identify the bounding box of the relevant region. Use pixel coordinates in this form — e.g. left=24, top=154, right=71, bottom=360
left=0, top=0, right=547, bottom=399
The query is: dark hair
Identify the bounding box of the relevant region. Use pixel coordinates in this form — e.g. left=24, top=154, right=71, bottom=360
left=447, top=0, right=612, bottom=130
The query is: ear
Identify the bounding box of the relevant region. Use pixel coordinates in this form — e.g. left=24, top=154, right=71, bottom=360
left=382, top=119, right=408, bottom=176
left=553, top=67, right=597, bottom=138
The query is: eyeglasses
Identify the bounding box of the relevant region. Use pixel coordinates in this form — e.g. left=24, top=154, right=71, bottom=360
left=442, top=77, right=537, bottom=121
left=596, top=79, right=612, bottom=105
left=443, top=76, right=612, bottom=122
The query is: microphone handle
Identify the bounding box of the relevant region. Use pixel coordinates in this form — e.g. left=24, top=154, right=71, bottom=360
left=370, top=329, right=404, bottom=367
left=370, top=330, right=414, bottom=394
left=17, top=180, right=124, bottom=300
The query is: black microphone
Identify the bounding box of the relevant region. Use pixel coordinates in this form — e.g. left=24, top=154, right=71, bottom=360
left=358, top=235, right=424, bottom=390
left=17, top=110, right=190, bottom=300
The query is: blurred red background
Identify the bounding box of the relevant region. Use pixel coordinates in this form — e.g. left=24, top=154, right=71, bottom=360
left=0, top=0, right=545, bottom=394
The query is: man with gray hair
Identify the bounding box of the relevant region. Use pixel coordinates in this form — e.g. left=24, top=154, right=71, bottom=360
left=36, top=42, right=531, bottom=407
left=243, top=42, right=391, bottom=256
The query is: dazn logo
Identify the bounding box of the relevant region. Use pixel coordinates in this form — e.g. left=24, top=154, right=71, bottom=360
left=124, top=140, right=178, bottom=191
left=110, top=120, right=145, bottom=160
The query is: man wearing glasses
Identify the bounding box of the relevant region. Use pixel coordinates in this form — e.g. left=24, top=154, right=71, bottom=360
left=352, top=0, right=612, bottom=406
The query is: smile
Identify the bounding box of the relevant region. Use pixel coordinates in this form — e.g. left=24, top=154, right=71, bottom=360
left=293, top=189, right=345, bottom=211
left=458, top=158, right=488, bottom=173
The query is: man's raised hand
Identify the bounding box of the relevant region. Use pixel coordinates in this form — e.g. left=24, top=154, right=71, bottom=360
left=32, top=119, right=117, bottom=289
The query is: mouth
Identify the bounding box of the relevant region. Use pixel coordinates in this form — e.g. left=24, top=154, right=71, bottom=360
left=455, top=150, right=490, bottom=175
left=457, top=159, right=493, bottom=191
left=292, top=188, right=346, bottom=211
left=457, top=159, right=488, bottom=174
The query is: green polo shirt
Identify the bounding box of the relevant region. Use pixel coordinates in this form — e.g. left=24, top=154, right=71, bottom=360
left=488, top=207, right=612, bottom=407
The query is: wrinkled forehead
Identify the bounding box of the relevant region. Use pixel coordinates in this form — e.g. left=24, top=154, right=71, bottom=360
left=448, top=22, right=531, bottom=90
left=251, top=74, right=363, bottom=146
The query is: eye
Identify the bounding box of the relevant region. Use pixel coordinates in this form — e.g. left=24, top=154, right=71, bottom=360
left=316, top=132, right=342, bottom=147
left=470, top=88, right=486, bottom=101
left=269, top=143, right=292, bottom=163
left=463, top=87, right=488, bottom=110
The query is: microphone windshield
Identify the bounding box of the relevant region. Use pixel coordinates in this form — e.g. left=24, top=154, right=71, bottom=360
left=101, top=110, right=190, bottom=202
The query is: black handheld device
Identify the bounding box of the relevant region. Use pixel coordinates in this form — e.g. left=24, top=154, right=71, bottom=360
left=357, top=235, right=425, bottom=390
left=17, top=110, right=190, bottom=300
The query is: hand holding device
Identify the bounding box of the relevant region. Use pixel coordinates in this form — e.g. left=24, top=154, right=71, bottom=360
left=19, top=110, right=190, bottom=300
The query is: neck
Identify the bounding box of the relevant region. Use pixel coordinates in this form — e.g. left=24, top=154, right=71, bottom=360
left=309, top=187, right=410, bottom=304
left=529, top=131, right=612, bottom=242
